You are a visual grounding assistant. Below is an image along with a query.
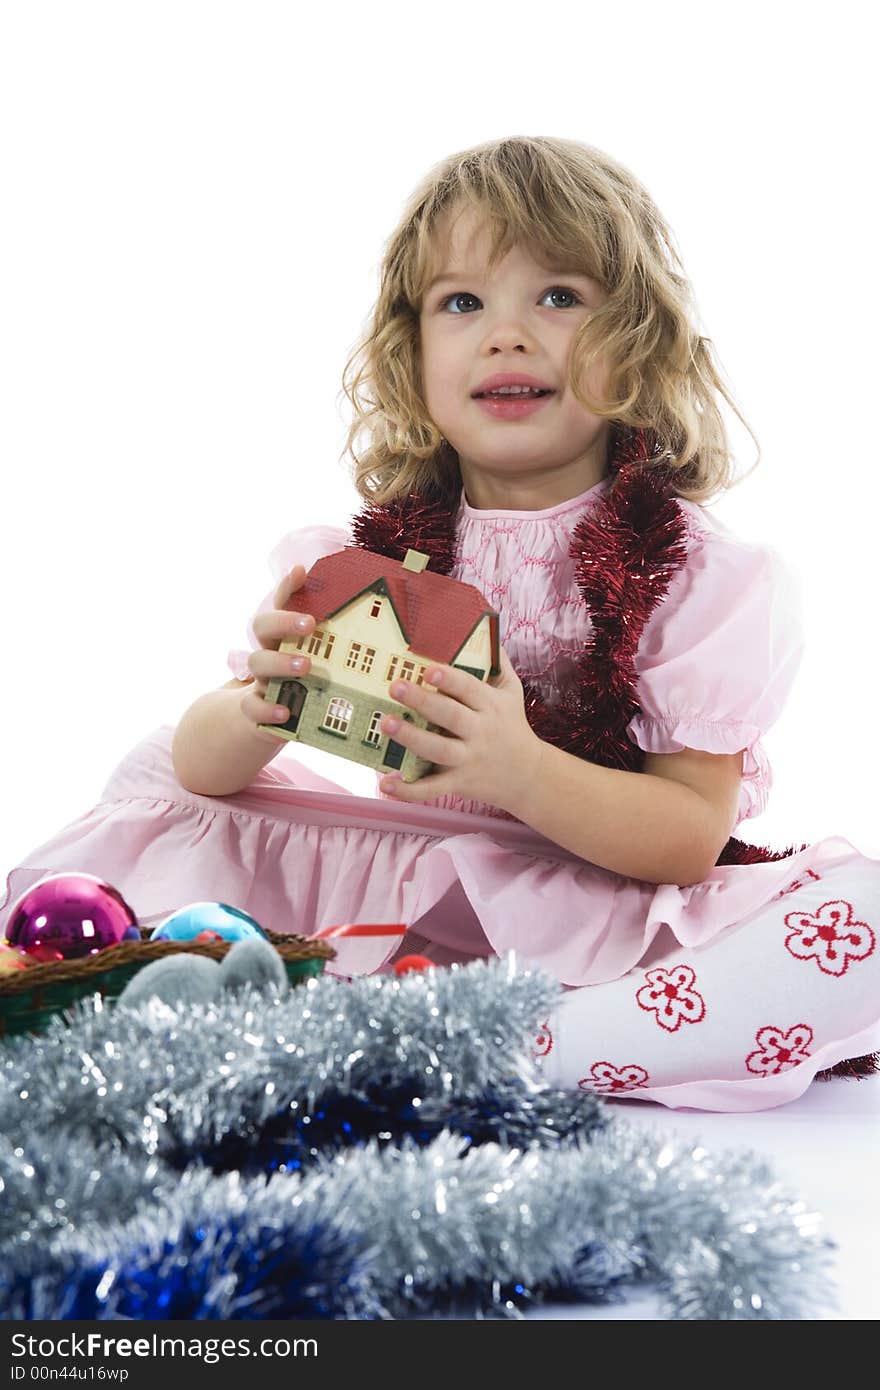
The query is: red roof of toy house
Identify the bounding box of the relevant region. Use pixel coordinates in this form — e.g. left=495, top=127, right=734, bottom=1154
left=283, top=547, right=501, bottom=674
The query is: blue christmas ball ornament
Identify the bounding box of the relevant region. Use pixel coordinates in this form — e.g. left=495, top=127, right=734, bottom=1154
left=149, top=901, right=268, bottom=943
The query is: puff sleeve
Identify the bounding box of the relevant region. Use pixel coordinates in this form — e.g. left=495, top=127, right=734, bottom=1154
left=226, top=523, right=351, bottom=682
left=627, top=518, right=805, bottom=825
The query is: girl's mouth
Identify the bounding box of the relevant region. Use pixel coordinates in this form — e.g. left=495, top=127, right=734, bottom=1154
left=472, top=390, right=556, bottom=419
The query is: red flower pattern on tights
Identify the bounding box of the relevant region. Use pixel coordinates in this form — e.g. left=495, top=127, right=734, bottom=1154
left=636, top=964, right=706, bottom=1032
left=579, top=1062, right=650, bottom=1093
left=534, top=1021, right=553, bottom=1057
left=784, top=899, right=875, bottom=976
left=745, top=1023, right=814, bottom=1076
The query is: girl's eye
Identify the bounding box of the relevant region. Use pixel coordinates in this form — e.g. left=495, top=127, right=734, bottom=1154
left=543, top=286, right=582, bottom=309
left=438, top=286, right=583, bottom=313
left=439, top=291, right=480, bottom=313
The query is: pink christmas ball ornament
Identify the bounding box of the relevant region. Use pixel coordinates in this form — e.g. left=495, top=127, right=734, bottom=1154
left=4, top=872, right=141, bottom=960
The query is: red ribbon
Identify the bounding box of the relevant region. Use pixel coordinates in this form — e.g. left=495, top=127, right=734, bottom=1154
left=314, top=922, right=407, bottom=941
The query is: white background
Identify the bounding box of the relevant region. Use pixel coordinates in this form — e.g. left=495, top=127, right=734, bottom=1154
left=1, top=0, right=877, bottom=871
left=0, top=1, right=878, bottom=1324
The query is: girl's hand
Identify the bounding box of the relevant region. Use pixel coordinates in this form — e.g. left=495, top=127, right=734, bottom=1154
left=239, top=565, right=317, bottom=733
left=378, top=646, right=544, bottom=815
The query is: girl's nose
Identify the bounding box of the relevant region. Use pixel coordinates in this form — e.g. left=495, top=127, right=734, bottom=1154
left=482, top=326, right=534, bottom=352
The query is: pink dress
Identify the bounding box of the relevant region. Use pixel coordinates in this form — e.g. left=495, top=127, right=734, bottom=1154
left=3, top=477, right=879, bottom=1110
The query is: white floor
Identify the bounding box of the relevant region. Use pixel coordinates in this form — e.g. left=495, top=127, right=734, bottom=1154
left=528, top=1073, right=880, bottom=1320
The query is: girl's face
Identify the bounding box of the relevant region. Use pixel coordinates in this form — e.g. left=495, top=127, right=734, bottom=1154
left=418, top=204, right=612, bottom=508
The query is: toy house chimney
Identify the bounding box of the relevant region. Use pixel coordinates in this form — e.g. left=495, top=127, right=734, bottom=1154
left=402, top=549, right=430, bottom=573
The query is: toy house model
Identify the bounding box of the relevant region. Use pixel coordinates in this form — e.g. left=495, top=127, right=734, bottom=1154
left=259, top=547, right=501, bottom=783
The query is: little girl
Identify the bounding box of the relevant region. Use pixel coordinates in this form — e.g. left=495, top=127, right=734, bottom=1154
left=3, top=136, right=878, bottom=1111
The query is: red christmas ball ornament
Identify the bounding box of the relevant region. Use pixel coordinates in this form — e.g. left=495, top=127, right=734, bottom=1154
left=4, top=872, right=141, bottom=960
left=392, top=954, right=435, bottom=975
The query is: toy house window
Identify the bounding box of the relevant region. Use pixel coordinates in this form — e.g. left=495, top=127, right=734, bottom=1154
left=306, top=629, right=335, bottom=660
left=386, top=655, right=419, bottom=684
left=370, top=597, right=383, bottom=617
left=346, top=642, right=377, bottom=674
left=322, top=697, right=352, bottom=734
left=364, top=710, right=383, bottom=746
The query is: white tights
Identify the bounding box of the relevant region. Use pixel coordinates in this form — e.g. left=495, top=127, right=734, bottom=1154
left=532, top=856, right=880, bottom=1111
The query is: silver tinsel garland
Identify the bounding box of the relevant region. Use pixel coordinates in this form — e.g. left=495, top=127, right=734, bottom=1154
left=0, top=957, right=564, bottom=1156
left=0, top=956, right=836, bottom=1319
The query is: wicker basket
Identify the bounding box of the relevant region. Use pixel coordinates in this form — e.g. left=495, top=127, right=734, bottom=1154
left=0, top=927, right=336, bottom=1040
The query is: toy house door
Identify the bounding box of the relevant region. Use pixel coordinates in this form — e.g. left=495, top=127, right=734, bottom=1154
left=277, top=679, right=308, bottom=732
left=382, top=713, right=413, bottom=770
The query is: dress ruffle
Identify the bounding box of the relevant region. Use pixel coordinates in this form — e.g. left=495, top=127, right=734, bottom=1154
left=626, top=713, right=771, bottom=823
left=3, top=725, right=879, bottom=1112
left=2, top=726, right=876, bottom=993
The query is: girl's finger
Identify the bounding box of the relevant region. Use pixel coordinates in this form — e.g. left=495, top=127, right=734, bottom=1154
left=240, top=688, right=290, bottom=725
left=421, top=663, right=489, bottom=712
left=379, top=716, right=464, bottom=768
left=252, top=606, right=314, bottom=649
left=499, top=645, right=521, bottom=684
left=248, top=647, right=310, bottom=681
left=389, top=681, right=475, bottom=739
left=273, top=563, right=306, bottom=609
left=380, top=769, right=456, bottom=801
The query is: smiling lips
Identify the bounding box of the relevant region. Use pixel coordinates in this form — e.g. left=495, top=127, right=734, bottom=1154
left=471, top=373, right=558, bottom=419
left=472, top=372, right=556, bottom=395
left=473, top=391, right=556, bottom=419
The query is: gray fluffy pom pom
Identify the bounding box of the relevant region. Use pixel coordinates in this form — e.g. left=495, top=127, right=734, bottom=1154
left=218, top=936, right=289, bottom=998
left=118, top=953, right=222, bottom=1008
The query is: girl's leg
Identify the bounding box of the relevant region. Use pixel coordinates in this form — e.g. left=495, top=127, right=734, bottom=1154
left=534, top=856, right=880, bottom=1110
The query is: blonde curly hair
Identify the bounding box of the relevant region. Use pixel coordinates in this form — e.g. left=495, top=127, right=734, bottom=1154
left=339, top=135, right=759, bottom=506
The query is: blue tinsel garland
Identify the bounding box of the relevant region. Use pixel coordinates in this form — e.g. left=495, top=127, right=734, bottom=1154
left=0, top=957, right=836, bottom=1319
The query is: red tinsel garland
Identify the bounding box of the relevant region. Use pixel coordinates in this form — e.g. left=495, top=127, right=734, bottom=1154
left=348, top=424, right=876, bottom=1079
